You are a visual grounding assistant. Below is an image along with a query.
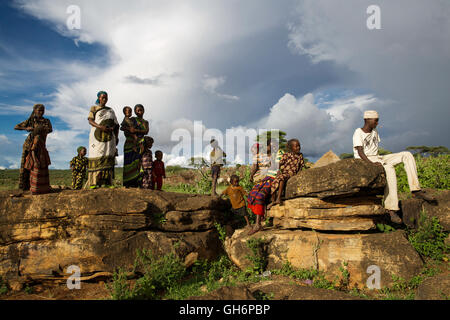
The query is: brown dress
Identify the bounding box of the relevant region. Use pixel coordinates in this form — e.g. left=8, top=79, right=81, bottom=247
left=270, top=152, right=305, bottom=194
left=15, top=117, right=52, bottom=190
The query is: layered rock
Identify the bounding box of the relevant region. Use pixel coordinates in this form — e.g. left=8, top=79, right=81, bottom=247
left=269, top=196, right=385, bottom=231
left=0, top=188, right=231, bottom=283
left=224, top=229, right=423, bottom=289
left=311, top=150, right=340, bottom=169
left=285, top=159, right=386, bottom=199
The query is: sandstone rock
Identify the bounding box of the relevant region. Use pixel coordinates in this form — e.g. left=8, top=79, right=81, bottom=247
left=311, top=150, right=340, bottom=169
left=225, top=229, right=423, bottom=289
left=401, top=189, right=449, bottom=231
left=415, top=273, right=450, bottom=300
left=268, top=196, right=385, bottom=231
left=272, top=217, right=378, bottom=231
left=285, top=159, right=386, bottom=199
left=189, top=285, right=255, bottom=300
left=0, top=189, right=230, bottom=283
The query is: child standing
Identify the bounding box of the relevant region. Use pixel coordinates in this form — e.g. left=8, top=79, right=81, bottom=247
left=210, top=139, right=226, bottom=196
left=70, top=146, right=88, bottom=190
left=222, top=175, right=250, bottom=227
left=24, top=125, right=51, bottom=195
left=152, top=150, right=166, bottom=190
left=141, top=136, right=154, bottom=189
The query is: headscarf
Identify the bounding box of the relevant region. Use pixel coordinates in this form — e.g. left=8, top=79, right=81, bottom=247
left=24, top=104, right=45, bottom=128
left=96, top=91, right=108, bottom=105
left=77, top=146, right=86, bottom=154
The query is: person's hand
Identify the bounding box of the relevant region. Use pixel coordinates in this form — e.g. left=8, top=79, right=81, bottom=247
left=374, top=162, right=384, bottom=168
left=102, top=126, right=112, bottom=133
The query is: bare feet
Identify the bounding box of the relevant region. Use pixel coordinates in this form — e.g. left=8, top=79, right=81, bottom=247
left=387, top=210, right=402, bottom=224
left=267, top=200, right=281, bottom=210
left=248, top=225, right=262, bottom=235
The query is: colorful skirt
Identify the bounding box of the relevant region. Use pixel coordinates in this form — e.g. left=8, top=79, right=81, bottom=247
left=247, top=176, right=273, bottom=216
left=30, top=166, right=50, bottom=195
left=123, top=139, right=141, bottom=187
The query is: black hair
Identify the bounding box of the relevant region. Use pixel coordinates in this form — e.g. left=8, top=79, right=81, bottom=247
left=123, top=106, right=132, bottom=113
left=287, top=139, right=300, bottom=152
left=155, top=150, right=163, bottom=157
left=230, top=174, right=239, bottom=183
left=134, top=104, right=144, bottom=113
left=210, top=139, right=216, bottom=144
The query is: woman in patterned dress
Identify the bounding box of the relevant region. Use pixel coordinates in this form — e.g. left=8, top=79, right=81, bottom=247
left=87, top=91, right=119, bottom=188
left=14, top=104, right=52, bottom=191
left=24, top=125, right=51, bottom=195
left=122, top=104, right=149, bottom=187
left=247, top=139, right=304, bottom=235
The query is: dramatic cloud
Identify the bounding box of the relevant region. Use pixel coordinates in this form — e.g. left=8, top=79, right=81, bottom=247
left=288, top=0, right=450, bottom=150
left=2, top=0, right=448, bottom=168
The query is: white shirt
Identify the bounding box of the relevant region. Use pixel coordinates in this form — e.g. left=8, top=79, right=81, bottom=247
left=210, top=146, right=225, bottom=165
left=352, top=128, right=380, bottom=159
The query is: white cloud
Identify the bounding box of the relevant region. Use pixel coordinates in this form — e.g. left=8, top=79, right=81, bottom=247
left=0, top=135, right=11, bottom=144
left=202, top=75, right=239, bottom=101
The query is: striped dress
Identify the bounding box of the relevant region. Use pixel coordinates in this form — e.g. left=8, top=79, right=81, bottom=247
left=24, top=134, right=51, bottom=195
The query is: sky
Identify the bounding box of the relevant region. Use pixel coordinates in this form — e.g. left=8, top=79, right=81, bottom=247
left=0, top=0, right=449, bottom=169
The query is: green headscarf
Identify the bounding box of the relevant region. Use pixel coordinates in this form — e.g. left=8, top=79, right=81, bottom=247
left=96, top=91, right=108, bottom=105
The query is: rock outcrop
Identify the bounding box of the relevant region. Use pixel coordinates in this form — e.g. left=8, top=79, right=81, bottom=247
left=285, top=159, right=386, bottom=199
left=415, top=273, right=450, bottom=300
left=401, top=189, right=449, bottom=231
left=0, top=189, right=231, bottom=283
left=225, top=229, right=423, bottom=289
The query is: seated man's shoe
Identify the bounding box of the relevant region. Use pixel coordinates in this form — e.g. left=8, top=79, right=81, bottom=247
left=412, top=190, right=436, bottom=202
left=387, top=210, right=403, bottom=224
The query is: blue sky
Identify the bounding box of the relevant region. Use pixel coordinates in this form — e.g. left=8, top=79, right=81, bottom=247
left=0, top=0, right=449, bottom=169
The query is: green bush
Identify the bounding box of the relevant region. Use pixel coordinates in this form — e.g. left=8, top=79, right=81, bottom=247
left=396, top=154, right=450, bottom=192
left=0, top=276, right=8, bottom=295
left=108, top=250, right=187, bottom=300
left=407, top=211, right=449, bottom=260
left=245, top=238, right=268, bottom=273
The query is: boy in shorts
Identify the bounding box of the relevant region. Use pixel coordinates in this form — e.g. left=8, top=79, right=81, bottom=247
left=221, top=175, right=250, bottom=227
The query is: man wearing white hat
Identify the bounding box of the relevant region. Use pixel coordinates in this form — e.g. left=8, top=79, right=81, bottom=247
left=352, top=110, right=435, bottom=223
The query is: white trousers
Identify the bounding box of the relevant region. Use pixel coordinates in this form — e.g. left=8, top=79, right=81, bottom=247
left=368, top=151, right=421, bottom=211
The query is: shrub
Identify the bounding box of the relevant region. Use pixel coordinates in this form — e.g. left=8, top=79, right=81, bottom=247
left=245, top=238, right=268, bottom=273
left=396, top=154, right=450, bottom=192
left=407, top=211, right=449, bottom=260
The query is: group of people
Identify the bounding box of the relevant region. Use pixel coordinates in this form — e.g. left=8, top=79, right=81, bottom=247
left=14, top=95, right=434, bottom=233
left=218, top=110, right=435, bottom=235
left=14, top=91, right=166, bottom=194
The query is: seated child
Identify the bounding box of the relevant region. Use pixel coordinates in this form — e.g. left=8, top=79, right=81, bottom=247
left=152, top=150, right=166, bottom=191
left=268, top=139, right=305, bottom=209
left=222, top=175, right=250, bottom=227
left=120, top=106, right=139, bottom=153
left=70, top=146, right=88, bottom=190
left=141, top=136, right=154, bottom=189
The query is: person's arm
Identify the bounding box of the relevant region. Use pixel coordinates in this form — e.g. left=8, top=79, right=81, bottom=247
left=31, top=137, right=39, bottom=168
left=355, top=146, right=383, bottom=166
left=14, top=120, right=33, bottom=132
left=45, top=119, right=53, bottom=134
left=162, top=162, right=166, bottom=178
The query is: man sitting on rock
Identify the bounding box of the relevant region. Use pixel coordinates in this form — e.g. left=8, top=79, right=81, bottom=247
left=352, top=110, right=435, bottom=223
